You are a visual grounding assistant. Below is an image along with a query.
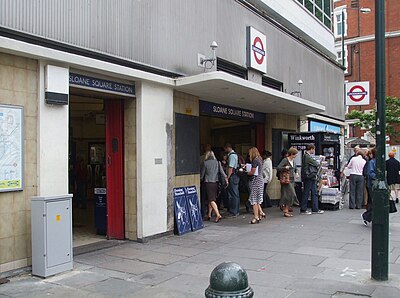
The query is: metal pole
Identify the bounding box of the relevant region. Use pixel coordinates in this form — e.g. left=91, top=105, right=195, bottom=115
left=371, top=0, right=389, bottom=281
left=341, top=9, right=345, bottom=67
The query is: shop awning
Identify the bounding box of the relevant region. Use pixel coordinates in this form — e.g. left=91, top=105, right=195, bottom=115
left=174, top=71, right=325, bottom=115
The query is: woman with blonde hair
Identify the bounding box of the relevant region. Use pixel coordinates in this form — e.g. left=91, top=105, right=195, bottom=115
left=200, top=150, right=227, bottom=222
left=277, top=147, right=299, bottom=217
left=247, top=147, right=265, bottom=224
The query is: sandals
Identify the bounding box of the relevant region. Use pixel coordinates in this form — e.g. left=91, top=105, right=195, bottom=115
left=284, top=212, right=293, bottom=217
left=250, top=218, right=260, bottom=224
left=260, top=212, right=266, bottom=219
left=215, top=215, right=222, bottom=223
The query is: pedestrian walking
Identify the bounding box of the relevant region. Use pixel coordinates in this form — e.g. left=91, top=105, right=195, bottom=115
left=301, top=144, right=324, bottom=215
left=224, top=143, right=241, bottom=217
left=345, top=150, right=366, bottom=209
left=247, top=147, right=265, bottom=224
left=261, top=150, right=273, bottom=208
left=277, top=147, right=299, bottom=217
left=200, top=150, right=227, bottom=223
left=386, top=151, right=400, bottom=204
left=362, top=148, right=376, bottom=225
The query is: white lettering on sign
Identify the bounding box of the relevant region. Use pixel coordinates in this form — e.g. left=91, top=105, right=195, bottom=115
left=69, top=75, right=90, bottom=86
left=290, top=135, right=315, bottom=141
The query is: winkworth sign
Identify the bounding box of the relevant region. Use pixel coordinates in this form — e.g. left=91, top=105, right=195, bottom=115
left=69, top=73, right=135, bottom=96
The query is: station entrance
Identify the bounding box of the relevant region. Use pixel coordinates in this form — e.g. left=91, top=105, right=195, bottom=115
left=69, top=88, right=125, bottom=247
left=199, top=101, right=266, bottom=212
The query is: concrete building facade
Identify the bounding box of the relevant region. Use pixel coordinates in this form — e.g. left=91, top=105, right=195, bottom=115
left=0, top=0, right=344, bottom=274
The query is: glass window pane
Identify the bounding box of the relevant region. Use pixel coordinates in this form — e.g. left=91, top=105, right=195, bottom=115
left=316, top=0, right=322, bottom=9
left=324, top=15, right=332, bottom=29
left=324, top=0, right=331, bottom=15
left=297, top=0, right=304, bottom=4
left=305, top=0, right=313, bottom=13
left=315, top=8, right=323, bottom=21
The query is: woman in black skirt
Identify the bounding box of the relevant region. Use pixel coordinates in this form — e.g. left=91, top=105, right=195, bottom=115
left=200, top=150, right=227, bottom=222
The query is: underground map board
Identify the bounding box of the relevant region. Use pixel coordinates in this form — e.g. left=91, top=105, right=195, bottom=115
left=0, top=105, right=24, bottom=192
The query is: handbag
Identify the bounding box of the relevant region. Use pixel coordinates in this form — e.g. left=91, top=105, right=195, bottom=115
left=280, top=171, right=290, bottom=185
left=389, top=200, right=397, bottom=213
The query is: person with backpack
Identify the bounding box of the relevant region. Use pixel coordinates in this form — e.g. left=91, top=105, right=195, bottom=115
left=301, top=144, right=324, bottom=215
left=224, top=143, right=241, bottom=217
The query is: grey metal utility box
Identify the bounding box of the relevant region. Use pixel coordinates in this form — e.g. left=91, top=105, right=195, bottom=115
left=31, top=194, right=73, bottom=277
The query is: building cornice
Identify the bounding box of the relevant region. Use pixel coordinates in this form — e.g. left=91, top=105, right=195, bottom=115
left=335, top=30, right=400, bottom=47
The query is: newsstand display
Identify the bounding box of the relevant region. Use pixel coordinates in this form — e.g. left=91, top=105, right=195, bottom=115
left=288, top=132, right=342, bottom=210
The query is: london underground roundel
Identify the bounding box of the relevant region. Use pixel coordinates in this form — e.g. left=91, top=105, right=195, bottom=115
left=247, top=27, right=267, bottom=73
left=345, top=81, right=370, bottom=106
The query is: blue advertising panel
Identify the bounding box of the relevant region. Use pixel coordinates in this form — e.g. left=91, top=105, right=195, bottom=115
left=199, top=100, right=265, bottom=123
left=309, top=120, right=341, bottom=134
left=184, top=186, right=204, bottom=231
left=173, top=187, right=191, bottom=235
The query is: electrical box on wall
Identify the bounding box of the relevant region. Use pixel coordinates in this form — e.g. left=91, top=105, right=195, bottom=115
left=31, top=194, right=73, bottom=277
left=45, top=65, right=69, bottom=105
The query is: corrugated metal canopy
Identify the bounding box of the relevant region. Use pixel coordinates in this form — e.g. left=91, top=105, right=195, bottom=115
left=174, top=71, right=325, bottom=116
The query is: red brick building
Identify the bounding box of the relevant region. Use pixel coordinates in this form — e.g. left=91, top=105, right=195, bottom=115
left=333, top=0, right=400, bottom=143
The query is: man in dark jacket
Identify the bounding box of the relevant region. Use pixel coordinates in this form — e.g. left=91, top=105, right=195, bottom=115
left=301, top=144, right=324, bottom=214
left=386, top=151, right=400, bottom=203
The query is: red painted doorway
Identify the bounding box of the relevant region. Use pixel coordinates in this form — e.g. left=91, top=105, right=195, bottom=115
left=105, top=100, right=125, bottom=239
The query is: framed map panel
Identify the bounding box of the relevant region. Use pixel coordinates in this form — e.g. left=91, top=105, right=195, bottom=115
left=0, top=105, right=24, bottom=192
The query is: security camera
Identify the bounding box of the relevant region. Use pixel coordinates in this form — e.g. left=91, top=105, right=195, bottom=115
left=210, top=41, right=218, bottom=50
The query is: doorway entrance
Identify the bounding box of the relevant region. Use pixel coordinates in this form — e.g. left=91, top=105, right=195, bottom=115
left=69, top=88, right=125, bottom=247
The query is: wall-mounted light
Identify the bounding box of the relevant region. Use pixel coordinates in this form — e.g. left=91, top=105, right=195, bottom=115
left=290, top=79, right=303, bottom=97
left=198, top=41, right=218, bottom=71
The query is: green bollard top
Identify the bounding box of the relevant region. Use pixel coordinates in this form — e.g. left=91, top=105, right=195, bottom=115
left=209, top=262, right=249, bottom=292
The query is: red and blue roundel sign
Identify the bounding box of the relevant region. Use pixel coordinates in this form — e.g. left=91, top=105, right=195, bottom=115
left=345, top=81, right=370, bottom=106
left=247, top=27, right=267, bottom=73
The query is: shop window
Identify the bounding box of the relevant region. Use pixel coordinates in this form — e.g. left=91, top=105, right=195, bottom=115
left=175, top=113, right=200, bottom=175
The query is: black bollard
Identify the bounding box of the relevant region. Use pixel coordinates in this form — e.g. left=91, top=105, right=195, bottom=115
left=205, top=262, right=254, bottom=298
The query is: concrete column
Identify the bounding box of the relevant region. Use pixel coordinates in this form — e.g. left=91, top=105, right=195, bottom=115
left=136, top=81, right=173, bottom=240
left=37, top=62, right=69, bottom=196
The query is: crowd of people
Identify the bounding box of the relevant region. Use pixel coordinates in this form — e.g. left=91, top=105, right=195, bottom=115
left=199, top=143, right=324, bottom=225
left=200, top=143, right=399, bottom=226
left=343, top=146, right=400, bottom=225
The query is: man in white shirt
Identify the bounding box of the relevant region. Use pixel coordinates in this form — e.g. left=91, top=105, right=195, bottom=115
left=345, top=151, right=366, bottom=209
left=262, top=150, right=273, bottom=208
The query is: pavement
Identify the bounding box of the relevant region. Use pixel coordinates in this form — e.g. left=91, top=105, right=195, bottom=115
left=1, top=201, right=400, bottom=298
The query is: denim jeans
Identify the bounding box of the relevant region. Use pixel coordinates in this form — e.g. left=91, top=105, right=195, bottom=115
left=301, top=179, right=319, bottom=212
left=228, top=174, right=240, bottom=215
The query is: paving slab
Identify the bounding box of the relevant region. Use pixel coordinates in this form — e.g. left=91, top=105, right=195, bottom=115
left=159, top=261, right=216, bottom=278
left=151, top=244, right=206, bottom=257
left=155, top=273, right=209, bottom=297
left=44, top=270, right=108, bottom=288
left=74, top=251, right=121, bottom=266
left=285, top=277, right=376, bottom=296
left=128, top=269, right=180, bottom=286
left=80, top=277, right=144, bottom=296
left=98, top=258, right=162, bottom=275
left=371, top=286, right=400, bottom=298
left=317, top=257, right=371, bottom=271
left=249, top=285, right=294, bottom=298
left=267, top=252, right=326, bottom=266
left=293, top=246, right=346, bottom=258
